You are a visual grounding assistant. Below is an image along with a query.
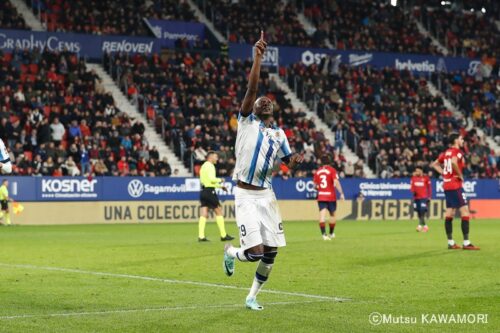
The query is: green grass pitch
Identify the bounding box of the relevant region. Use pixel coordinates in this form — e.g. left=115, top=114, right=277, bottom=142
left=0, top=219, right=498, bottom=332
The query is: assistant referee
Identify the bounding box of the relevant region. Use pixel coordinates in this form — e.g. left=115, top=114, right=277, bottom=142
left=198, top=151, right=234, bottom=242
left=0, top=179, right=11, bottom=226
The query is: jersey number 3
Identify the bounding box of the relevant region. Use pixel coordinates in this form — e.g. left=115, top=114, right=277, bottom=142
left=319, top=174, right=328, bottom=189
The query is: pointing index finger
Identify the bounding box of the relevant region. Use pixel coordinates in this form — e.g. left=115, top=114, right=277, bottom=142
left=260, top=30, right=264, bottom=41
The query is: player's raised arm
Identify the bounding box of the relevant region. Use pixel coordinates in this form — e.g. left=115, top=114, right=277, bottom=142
left=240, top=31, right=267, bottom=117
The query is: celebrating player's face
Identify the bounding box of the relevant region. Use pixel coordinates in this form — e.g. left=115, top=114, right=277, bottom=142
left=254, top=96, right=273, bottom=120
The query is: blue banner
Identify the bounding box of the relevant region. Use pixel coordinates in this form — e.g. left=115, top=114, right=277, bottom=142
left=145, top=19, right=205, bottom=48
left=4, top=177, right=500, bottom=202
left=0, top=29, right=159, bottom=59
left=229, top=43, right=482, bottom=75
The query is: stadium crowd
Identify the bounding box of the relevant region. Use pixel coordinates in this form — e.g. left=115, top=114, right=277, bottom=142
left=28, top=0, right=197, bottom=36
left=0, top=0, right=497, bottom=180
left=0, top=49, right=171, bottom=176
left=285, top=61, right=498, bottom=178
left=196, top=0, right=321, bottom=47
left=415, top=5, right=499, bottom=59
left=0, top=1, right=29, bottom=30
left=105, top=51, right=362, bottom=178
left=300, top=0, right=440, bottom=54
left=432, top=70, right=500, bottom=143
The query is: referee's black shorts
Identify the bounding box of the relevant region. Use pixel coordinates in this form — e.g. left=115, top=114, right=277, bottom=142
left=1, top=200, right=8, bottom=211
left=200, top=187, right=220, bottom=209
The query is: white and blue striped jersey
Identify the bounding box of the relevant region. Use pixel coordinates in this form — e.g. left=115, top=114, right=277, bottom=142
left=232, top=113, right=292, bottom=188
left=0, top=139, right=9, bottom=162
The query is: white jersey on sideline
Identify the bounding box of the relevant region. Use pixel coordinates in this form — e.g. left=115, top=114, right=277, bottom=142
left=232, top=112, right=292, bottom=189
left=0, top=138, right=12, bottom=174
left=0, top=139, right=9, bottom=162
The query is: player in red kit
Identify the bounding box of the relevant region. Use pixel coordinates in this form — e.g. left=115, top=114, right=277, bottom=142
left=313, top=155, right=345, bottom=240
left=410, top=167, right=432, bottom=232
left=431, top=133, right=480, bottom=250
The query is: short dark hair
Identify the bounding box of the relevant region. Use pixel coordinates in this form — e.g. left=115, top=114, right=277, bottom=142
left=206, top=151, right=217, bottom=159
left=448, top=132, right=460, bottom=146
left=320, top=155, right=330, bottom=165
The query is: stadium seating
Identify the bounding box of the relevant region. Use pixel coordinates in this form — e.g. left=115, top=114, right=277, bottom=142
left=195, top=0, right=323, bottom=47
left=414, top=4, right=499, bottom=58
left=28, top=0, right=197, bottom=36
left=104, top=51, right=361, bottom=178
left=0, top=1, right=29, bottom=30
left=431, top=70, right=499, bottom=145
left=300, top=0, right=439, bottom=54
left=284, top=61, right=498, bottom=178
left=0, top=49, right=171, bottom=176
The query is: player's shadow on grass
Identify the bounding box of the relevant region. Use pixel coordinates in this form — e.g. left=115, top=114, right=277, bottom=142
left=353, top=250, right=446, bottom=267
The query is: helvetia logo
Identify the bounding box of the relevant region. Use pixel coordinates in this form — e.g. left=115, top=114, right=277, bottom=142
left=395, top=59, right=435, bottom=72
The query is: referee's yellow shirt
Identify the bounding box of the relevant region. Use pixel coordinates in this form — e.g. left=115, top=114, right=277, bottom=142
left=0, top=185, right=8, bottom=201
left=199, top=161, right=222, bottom=188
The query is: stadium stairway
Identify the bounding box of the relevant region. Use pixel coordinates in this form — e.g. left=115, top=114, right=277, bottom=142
left=411, top=9, right=449, bottom=56
left=186, top=0, right=227, bottom=43
left=427, top=81, right=500, bottom=155
left=86, top=64, right=191, bottom=176
left=296, top=12, right=334, bottom=49
left=9, top=0, right=44, bottom=31
left=270, top=74, right=376, bottom=178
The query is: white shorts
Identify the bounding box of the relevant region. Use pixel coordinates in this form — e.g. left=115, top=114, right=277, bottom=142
left=234, top=186, right=286, bottom=250
left=0, top=161, right=12, bottom=174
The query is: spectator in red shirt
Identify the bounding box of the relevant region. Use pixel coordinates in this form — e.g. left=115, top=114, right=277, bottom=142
left=117, top=156, right=129, bottom=175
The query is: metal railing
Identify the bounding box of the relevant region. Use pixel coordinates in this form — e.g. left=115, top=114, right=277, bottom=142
left=103, top=52, right=207, bottom=174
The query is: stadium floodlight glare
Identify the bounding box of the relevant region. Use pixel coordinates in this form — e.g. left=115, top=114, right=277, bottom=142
left=390, top=0, right=397, bottom=7
left=481, top=7, right=486, bottom=13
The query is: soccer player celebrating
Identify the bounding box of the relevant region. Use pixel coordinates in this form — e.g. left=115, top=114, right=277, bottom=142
left=198, top=151, right=234, bottom=242
left=313, top=155, right=345, bottom=240
left=222, top=31, right=304, bottom=311
left=410, top=167, right=431, bottom=232
left=0, top=139, right=12, bottom=174
left=431, top=133, right=479, bottom=250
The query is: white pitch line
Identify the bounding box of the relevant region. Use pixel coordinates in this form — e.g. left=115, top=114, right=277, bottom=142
left=0, top=300, right=328, bottom=320
left=0, top=263, right=350, bottom=302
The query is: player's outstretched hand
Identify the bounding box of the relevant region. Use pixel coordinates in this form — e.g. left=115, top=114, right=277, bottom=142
left=288, top=154, right=304, bottom=169
left=254, top=30, right=267, bottom=58
left=340, top=194, right=345, bottom=201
